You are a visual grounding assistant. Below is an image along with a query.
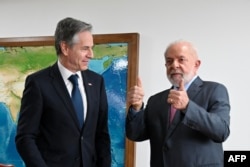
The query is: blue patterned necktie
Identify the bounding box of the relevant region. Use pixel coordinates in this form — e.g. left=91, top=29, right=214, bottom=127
left=69, top=74, right=84, bottom=127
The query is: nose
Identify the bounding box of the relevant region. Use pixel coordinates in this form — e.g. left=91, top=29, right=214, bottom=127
left=171, top=59, right=180, bottom=68
left=87, top=48, right=94, bottom=59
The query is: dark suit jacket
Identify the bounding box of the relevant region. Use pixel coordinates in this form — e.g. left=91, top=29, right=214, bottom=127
left=126, top=77, right=230, bottom=167
left=16, top=63, right=111, bottom=167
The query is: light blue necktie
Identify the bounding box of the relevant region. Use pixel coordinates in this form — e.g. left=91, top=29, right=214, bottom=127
left=69, top=74, right=84, bottom=127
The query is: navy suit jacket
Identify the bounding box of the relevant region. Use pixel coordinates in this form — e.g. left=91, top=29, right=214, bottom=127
left=126, top=77, right=230, bottom=167
left=16, top=63, right=111, bottom=167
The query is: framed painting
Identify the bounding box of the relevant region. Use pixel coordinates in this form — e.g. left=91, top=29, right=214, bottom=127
left=0, top=33, right=139, bottom=167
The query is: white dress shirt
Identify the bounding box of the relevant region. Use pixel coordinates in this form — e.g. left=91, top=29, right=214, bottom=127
left=57, top=61, right=87, bottom=121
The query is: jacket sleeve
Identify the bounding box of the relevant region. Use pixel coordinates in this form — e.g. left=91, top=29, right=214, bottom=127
left=182, top=83, right=230, bottom=142
left=15, top=75, right=48, bottom=167
left=126, top=104, right=149, bottom=142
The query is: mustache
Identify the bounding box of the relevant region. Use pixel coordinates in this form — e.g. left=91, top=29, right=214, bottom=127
left=169, top=70, right=183, bottom=75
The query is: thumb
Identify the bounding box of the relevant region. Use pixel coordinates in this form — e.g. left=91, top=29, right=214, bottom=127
left=137, top=77, right=143, bottom=88
left=178, top=79, right=185, bottom=91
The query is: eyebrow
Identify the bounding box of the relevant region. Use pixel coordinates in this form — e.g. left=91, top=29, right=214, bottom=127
left=82, top=45, right=94, bottom=49
left=166, top=55, right=186, bottom=59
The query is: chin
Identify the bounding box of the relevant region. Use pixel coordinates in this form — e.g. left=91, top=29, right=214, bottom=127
left=171, top=82, right=179, bottom=87
left=80, top=66, right=88, bottom=71
left=168, top=77, right=180, bottom=86
left=168, top=78, right=178, bottom=87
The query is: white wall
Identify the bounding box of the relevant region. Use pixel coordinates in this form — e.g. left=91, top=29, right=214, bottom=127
left=1, top=0, right=250, bottom=166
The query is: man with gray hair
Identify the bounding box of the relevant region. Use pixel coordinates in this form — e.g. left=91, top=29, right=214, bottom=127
left=126, top=40, right=230, bottom=167
left=16, top=17, right=111, bottom=167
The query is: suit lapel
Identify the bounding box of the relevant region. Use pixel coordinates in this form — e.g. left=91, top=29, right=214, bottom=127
left=186, top=76, right=203, bottom=99
left=50, top=63, right=81, bottom=130
left=80, top=71, right=95, bottom=127
left=166, top=110, right=183, bottom=138
left=159, top=90, right=171, bottom=137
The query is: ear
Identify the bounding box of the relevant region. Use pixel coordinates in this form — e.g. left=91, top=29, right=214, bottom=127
left=60, top=41, right=69, bottom=56
left=195, top=60, right=201, bottom=68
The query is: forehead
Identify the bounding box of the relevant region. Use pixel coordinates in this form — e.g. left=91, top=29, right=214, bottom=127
left=166, top=43, right=193, bottom=58
left=74, top=31, right=93, bottom=45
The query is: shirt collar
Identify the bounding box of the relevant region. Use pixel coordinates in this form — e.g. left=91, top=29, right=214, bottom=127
left=173, top=75, right=198, bottom=91
left=184, top=75, right=198, bottom=90
left=57, top=60, right=82, bottom=84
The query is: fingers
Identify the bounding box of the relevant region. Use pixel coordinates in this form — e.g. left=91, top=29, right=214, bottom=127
left=168, top=79, right=184, bottom=105
left=127, top=77, right=144, bottom=111
left=137, top=77, right=142, bottom=88
left=134, top=77, right=144, bottom=98
left=178, top=78, right=185, bottom=91
left=167, top=79, right=189, bottom=109
left=168, top=90, right=181, bottom=105
left=128, top=86, right=143, bottom=100
left=167, top=97, right=173, bottom=104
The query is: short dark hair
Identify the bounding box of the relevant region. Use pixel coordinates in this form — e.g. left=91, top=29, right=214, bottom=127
left=54, top=17, right=92, bottom=55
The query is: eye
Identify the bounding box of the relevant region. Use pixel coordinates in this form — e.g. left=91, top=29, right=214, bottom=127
left=178, top=57, right=187, bottom=63
left=82, top=46, right=89, bottom=50
left=166, top=59, right=173, bottom=66
left=81, top=46, right=93, bottom=52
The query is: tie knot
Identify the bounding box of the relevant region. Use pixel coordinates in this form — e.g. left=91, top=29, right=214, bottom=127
left=69, top=74, right=79, bottom=86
